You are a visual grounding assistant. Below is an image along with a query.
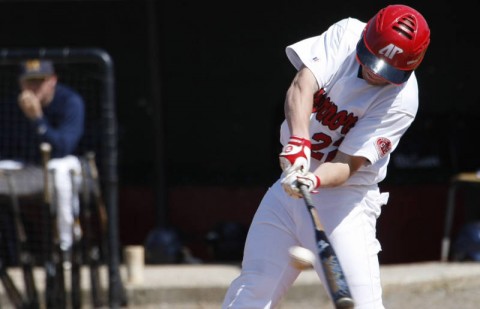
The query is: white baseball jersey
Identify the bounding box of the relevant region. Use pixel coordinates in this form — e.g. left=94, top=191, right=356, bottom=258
left=280, top=17, right=418, bottom=186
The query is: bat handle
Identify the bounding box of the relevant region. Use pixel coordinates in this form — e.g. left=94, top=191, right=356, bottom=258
left=40, top=142, right=52, bottom=165
left=40, top=142, right=52, bottom=203
left=86, top=151, right=98, bottom=179
left=298, top=184, right=324, bottom=230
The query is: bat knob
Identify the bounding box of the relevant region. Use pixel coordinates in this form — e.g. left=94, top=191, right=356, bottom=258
left=336, top=297, right=355, bottom=309
left=40, top=142, right=52, bottom=153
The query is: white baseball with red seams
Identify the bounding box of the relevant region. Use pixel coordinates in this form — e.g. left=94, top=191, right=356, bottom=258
left=288, top=246, right=315, bottom=270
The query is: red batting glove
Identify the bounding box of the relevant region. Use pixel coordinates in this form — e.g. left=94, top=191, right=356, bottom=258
left=279, top=136, right=311, bottom=175
left=281, top=171, right=321, bottom=199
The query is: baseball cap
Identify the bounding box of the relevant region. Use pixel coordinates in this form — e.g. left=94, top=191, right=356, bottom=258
left=19, top=59, right=55, bottom=80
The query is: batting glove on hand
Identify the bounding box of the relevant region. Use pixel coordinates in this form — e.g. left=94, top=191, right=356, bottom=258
left=279, top=136, right=311, bottom=175
left=281, top=171, right=320, bottom=199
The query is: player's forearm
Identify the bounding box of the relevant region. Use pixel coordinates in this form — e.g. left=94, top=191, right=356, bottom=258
left=313, top=152, right=367, bottom=187
left=41, top=131, right=82, bottom=158
left=312, top=161, right=351, bottom=187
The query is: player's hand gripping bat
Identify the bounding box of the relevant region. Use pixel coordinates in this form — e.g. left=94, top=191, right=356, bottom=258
left=298, top=184, right=355, bottom=309
left=3, top=169, right=40, bottom=309
left=40, top=142, right=66, bottom=309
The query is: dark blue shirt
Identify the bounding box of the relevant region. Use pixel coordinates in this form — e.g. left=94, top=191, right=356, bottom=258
left=0, top=83, right=85, bottom=163
left=35, top=83, right=85, bottom=157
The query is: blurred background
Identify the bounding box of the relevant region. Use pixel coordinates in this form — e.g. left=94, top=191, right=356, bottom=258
left=0, top=0, right=479, bottom=265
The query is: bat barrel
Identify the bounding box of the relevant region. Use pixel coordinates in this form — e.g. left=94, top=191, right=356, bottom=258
left=298, top=184, right=355, bottom=309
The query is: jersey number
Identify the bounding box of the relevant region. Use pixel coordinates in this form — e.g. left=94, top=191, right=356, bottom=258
left=311, top=133, right=344, bottom=162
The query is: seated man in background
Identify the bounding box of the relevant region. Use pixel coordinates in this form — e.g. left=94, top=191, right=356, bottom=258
left=0, top=59, right=85, bottom=262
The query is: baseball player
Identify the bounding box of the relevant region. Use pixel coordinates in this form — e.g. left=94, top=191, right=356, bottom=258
left=3, top=59, right=85, bottom=261
left=222, top=4, right=430, bottom=309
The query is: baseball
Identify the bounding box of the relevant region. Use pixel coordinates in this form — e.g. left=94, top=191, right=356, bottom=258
left=288, top=246, right=315, bottom=270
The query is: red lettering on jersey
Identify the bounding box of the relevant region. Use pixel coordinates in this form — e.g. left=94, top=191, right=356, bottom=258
left=375, top=137, right=392, bottom=158
left=310, top=89, right=359, bottom=163
left=312, top=89, right=358, bottom=134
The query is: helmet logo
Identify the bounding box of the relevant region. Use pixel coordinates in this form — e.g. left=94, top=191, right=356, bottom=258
left=378, top=44, right=403, bottom=59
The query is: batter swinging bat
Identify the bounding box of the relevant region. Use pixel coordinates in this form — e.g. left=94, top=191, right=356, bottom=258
left=298, top=184, right=354, bottom=309
left=3, top=170, right=40, bottom=309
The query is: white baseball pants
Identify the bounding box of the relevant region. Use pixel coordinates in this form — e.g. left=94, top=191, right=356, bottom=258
left=222, top=179, right=389, bottom=309
left=48, top=155, right=82, bottom=251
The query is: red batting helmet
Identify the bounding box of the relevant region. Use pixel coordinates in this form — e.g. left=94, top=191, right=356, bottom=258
left=356, top=4, right=431, bottom=85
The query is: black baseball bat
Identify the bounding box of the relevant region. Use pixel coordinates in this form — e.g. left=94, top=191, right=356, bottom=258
left=0, top=257, right=25, bottom=309
left=298, top=184, right=354, bottom=309
left=85, top=152, right=128, bottom=307
left=69, top=169, right=82, bottom=309
left=80, top=158, right=104, bottom=308
left=3, top=170, right=40, bottom=309
left=85, top=152, right=108, bottom=242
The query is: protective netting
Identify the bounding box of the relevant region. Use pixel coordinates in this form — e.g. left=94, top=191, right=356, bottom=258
left=0, top=60, right=107, bottom=265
